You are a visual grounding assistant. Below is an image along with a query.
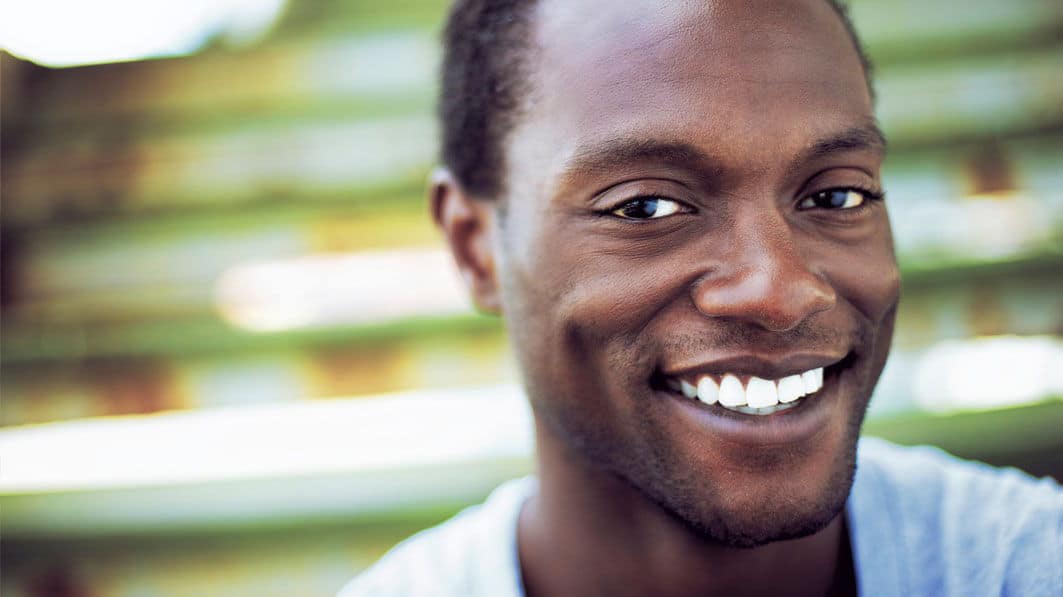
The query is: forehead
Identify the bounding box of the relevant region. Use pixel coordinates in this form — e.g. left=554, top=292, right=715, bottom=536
left=509, top=0, right=873, bottom=185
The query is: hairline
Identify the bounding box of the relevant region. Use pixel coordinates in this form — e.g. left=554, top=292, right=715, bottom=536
left=440, top=0, right=876, bottom=201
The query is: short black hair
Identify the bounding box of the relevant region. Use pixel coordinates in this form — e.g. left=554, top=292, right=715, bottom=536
left=439, top=0, right=874, bottom=200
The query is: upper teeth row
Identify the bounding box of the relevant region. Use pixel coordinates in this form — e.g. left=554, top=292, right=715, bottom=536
left=673, top=368, right=824, bottom=409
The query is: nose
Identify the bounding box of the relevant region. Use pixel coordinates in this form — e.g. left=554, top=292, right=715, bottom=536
left=691, top=223, right=836, bottom=332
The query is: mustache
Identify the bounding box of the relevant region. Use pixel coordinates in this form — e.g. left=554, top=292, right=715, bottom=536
left=658, top=319, right=863, bottom=356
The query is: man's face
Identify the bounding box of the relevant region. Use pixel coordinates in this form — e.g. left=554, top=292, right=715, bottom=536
left=492, top=0, right=899, bottom=546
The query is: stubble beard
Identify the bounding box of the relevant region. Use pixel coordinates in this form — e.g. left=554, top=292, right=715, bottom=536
left=537, top=356, right=878, bottom=550
left=628, top=417, right=864, bottom=549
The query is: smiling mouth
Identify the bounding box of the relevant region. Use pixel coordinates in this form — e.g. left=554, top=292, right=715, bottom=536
left=653, top=353, right=856, bottom=416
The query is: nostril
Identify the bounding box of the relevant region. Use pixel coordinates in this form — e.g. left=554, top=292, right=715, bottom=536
left=756, top=271, right=835, bottom=332
left=766, top=281, right=835, bottom=331
left=795, top=273, right=837, bottom=312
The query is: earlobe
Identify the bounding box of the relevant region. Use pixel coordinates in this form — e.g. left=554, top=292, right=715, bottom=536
left=429, top=168, right=503, bottom=314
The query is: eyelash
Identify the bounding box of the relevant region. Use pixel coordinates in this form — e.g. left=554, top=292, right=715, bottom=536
left=603, top=185, right=885, bottom=222
left=796, top=186, right=885, bottom=213
left=606, top=196, right=688, bottom=220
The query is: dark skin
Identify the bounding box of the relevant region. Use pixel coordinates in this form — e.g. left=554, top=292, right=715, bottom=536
left=432, top=0, right=899, bottom=595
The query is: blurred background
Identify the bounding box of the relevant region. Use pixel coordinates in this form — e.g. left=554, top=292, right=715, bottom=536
left=1, top=0, right=1061, bottom=594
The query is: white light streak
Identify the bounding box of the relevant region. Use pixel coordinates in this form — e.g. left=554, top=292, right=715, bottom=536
left=0, top=385, right=532, bottom=494
left=0, top=0, right=286, bottom=67
left=214, top=248, right=472, bottom=333
left=914, top=335, right=1063, bottom=413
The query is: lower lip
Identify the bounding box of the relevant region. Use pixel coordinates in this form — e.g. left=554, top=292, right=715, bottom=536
left=658, top=374, right=840, bottom=447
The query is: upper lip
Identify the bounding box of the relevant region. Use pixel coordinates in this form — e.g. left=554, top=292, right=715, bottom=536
left=660, top=352, right=848, bottom=381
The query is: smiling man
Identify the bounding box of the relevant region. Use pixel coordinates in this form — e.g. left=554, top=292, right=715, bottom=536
left=340, top=1, right=1062, bottom=596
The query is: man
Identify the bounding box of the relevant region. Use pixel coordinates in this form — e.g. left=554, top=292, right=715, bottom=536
left=341, top=0, right=1062, bottom=595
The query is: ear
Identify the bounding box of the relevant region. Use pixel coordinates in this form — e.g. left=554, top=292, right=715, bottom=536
left=429, top=168, right=502, bottom=314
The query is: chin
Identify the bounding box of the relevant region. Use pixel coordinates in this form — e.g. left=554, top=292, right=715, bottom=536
left=644, top=441, right=859, bottom=548
left=627, top=346, right=878, bottom=547
left=615, top=372, right=869, bottom=549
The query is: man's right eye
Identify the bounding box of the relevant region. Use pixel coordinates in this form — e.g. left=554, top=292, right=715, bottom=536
left=611, top=197, right=684, bottom=220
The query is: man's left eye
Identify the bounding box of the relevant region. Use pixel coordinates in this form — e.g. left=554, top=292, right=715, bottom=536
left=612, top=197, right=684, bottom=220
left=797, top=188, right=873, bottom=210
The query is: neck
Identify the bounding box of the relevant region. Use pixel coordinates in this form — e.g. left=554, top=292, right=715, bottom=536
left=518, top=426, right=853, bottom=597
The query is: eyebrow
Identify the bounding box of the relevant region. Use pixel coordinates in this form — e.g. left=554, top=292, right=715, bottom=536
left=801, top=123, right=887, bottom=163
left=562, top=138, right=723, bottom=182
left=558, top=122, right=888, bottom=192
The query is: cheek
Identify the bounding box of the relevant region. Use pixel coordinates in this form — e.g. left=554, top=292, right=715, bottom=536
left=498, top=224, right=688, bottom=398
left=533, top=239, right=686, bottom=348
left=820, top=221, right=900, bottom=325
left=840, top=258, right=899, bottom=324
left=497, top=239, right=671, bottom=445
left=828, top=248, right=899, bottom=396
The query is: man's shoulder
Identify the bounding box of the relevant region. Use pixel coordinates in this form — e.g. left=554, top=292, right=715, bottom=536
left=852, top=437, right=1063, bottom=596
left=337, top=477, right=535, bottom=597
left=856, top=436, right=1061, bottom=522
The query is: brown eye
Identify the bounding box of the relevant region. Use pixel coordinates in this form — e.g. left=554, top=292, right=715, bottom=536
left=612, top=197, right=683, bottom=220
left=797, top=189, right=871, bottom=210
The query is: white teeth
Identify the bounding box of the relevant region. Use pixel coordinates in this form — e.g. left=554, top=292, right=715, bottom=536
left=669, top=366, right=829, bottom=415
left=745, top=376, right=778, bottom=408
left=680, top=379, right=698, bottom=399
left=730, top=401, right=799, bottom=415
left=778, top=374, right=805, bottom=404
left=696, top=376, right=719, bottom=405
left=718, top=374, right=746, bottom=407
left=801, top=368, right=824, bottom=395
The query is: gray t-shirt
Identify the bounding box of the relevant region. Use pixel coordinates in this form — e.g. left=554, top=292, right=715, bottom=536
left=339, top=438, right=1063, bottom=596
